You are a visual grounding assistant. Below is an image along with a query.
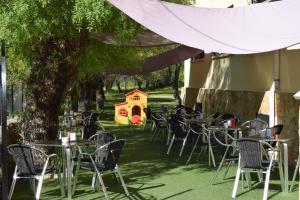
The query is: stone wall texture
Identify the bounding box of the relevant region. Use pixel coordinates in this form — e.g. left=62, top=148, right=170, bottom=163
left=194, top=89, right=299, bottom=164
left=275, top=92, right=300, bottom=162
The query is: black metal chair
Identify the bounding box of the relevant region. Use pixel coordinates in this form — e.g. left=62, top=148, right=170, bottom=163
left=143, top=107, right=154, bottom=130
left=74, top=131, right=116, bottom=190
left=166, top=114, right=189, bottom=156
left=186, top=123, right=209, bottom=164
left=81, top=124, right=98, bottom=139
left=151, top=112, right=168, bottom=141
left=82, top=111, right=91, bottom=126
left=89, top=113, right=99, bottom=125
left=241, top=119, right=268, bottom=137
left=232, top=139, right=284, bottom=200
left=210, top=130, right=239, bottom=185
left=8, top=144, right=63, bottom=200
left=73, top=140, right=129, bottom=199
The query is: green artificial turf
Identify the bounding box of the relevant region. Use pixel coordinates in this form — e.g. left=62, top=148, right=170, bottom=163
left=11, top=88, right=298, bottom=200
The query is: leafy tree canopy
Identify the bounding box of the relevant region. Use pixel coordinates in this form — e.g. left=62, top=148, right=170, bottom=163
left=0, top=0, right=193, bottom=84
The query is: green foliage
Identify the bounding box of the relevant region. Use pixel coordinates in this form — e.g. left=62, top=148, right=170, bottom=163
left=77, top=41, right=143, bottom=77
left=0, top=0, right=193, bottom=84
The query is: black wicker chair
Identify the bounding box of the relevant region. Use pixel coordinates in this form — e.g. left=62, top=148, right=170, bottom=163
left=166, top=114, right=188, bottom=156
left=74, top=131, right=116, bottom=190
left=73, top=140, right=129, bottom=199
left=232, top=139, right=284, bottom=200
left=8, top=144, right=63, bottom=200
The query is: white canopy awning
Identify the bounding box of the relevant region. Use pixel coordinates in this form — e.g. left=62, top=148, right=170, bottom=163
left=108, top=0, right=300, bottom=54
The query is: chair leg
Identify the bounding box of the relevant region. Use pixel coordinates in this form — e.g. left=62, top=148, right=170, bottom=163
left=91, top=172, right=97, bottom=191
left=277, top=159, right=284, bottom=192
left=57, top=166, right=65, bottom=197
left=223, top=161, right=232, bottom=179
left=232, top=162, right=241, bottom=198
left=263, top=168, right=272, bottom=200
left=179, top=138, right=187, bottom=157
left=96, top=172, right=110, bottom=200
left=211, top=147, right=229, bottom=185
left=113, top=172, right=120, bottom=183
left=167, top=135, right=175, bottom=155
left=289, top=163, right=299, bottom=192
left=115, top=165, right=130, bottom=196
left=8, top=175, right=17, bottom=200
left=245, top=172, right=252, bottom=189
left=35, top=177, right=44, bottom=200
left=151, top=122, right=156, bottom=132
left=72, top=158, right=81, bottom=196
left=151, top=127, right=158, bottom=141
left=257, top=171, right=263, bottom=183
left=187, top=134, right=201, bottom=164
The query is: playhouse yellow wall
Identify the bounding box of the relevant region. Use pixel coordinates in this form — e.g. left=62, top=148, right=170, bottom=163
left=115, top=91, right=148, bottom=125
left=114, top=105, right=129, bottom=124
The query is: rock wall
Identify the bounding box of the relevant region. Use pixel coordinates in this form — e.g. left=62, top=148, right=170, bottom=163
left=181, top=87, right=200, bottom=108
left=276, top=92, right=300, bottom=161
left=196, top=89, right=267, bottom=122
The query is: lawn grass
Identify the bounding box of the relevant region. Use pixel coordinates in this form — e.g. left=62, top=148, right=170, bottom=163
left=12, top=88, right=298, bottom=200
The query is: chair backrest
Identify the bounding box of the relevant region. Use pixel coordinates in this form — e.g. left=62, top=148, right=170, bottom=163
left=82, top=111, right=91, bottom=120
left=82, top=111, right=91, bottom=126
left=144, top=107, right=152, bottom=120
left=89, top=113, right=99, bottom=125
left=242, top=119, right=268, bottom=136
left=168, top=116, right=187, bottom=138
left=89, top=132, right=116, bottom=147
left=212, top=130, right=235, bottom=147
left=194, top=102, right=202, bottom=113
left=236, top=139, right=263, bottom=169
left=8, top=144, right=45, bottom=175
left=176, top=106, right=193, bottom=116
left=272, top=124, right=283, bottom=135
left=83, top=124, right=98, bottom=140
left=95, top=140, right=125, bottom=170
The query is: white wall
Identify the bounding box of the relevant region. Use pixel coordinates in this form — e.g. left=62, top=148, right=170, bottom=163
left=185, top=49, right=300, bottom=93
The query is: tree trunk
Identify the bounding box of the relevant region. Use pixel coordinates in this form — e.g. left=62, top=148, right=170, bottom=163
left=134, top=76, right=143, bottom=90
left=172, top=64, right=182, bottom=106
left=105, top=75, right=115, bottom=92
left=78, top=75, right=96, bottom=112
left=96, top=74, right=105, bottom=111
left=70, top=83, right=78, bottom=112
left=116, top=79, right=122, bottom=93
left=23, top=33, right=88, bottom=143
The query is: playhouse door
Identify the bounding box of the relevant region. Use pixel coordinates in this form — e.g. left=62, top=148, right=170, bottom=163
left=132, top=106, right=141, bottom=116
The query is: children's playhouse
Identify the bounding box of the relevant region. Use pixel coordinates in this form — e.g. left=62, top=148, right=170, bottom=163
left=114, top=89, right=148, bottom=125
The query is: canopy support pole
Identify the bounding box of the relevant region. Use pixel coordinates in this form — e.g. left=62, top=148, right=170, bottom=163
left=1, top=41, right=8, bottom=200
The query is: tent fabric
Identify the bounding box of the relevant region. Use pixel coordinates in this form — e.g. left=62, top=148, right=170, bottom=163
left=115, top=45, right=202, bottom=75
left=142, top=45, right=203, bottom=73
left=108, top=0, right=300, bottom=54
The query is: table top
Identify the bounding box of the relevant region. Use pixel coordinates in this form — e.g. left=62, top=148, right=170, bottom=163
left=28, top=140, right=97, bottom=147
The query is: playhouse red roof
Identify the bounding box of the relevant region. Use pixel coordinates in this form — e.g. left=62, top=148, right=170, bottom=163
left=113, top=102, right=128, bottom=107
left=125, top=89, right=148, bottom=97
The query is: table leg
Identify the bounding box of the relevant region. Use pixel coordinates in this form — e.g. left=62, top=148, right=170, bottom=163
left=283, top=143, right=289, bottom=193
left=208, top=130, right=216, bottom=167
left=66, top=147, right=72, bottom=200
left=62, top=147, right=67, bottom=189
